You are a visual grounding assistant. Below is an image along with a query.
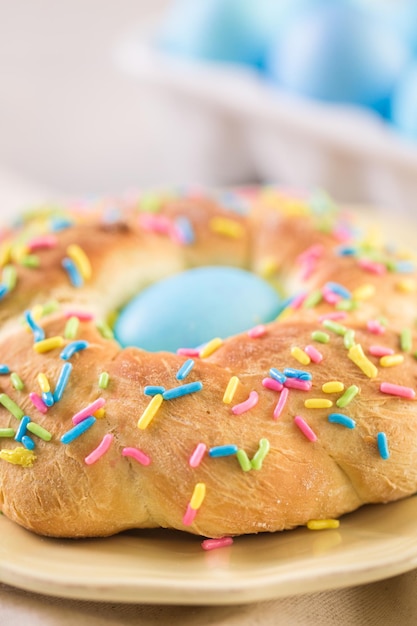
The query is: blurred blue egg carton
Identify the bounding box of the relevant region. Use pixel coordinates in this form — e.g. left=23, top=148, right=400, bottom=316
left=115, top=0, right=417, bottom=215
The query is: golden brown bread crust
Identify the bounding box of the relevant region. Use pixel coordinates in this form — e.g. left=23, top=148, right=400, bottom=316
left=0, top=187, right=416, bottom=538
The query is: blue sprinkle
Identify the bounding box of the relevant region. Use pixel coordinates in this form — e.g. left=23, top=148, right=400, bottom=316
left=328, top=413, right=356, bottom=429
left=175, top=216, right=195, bottom=244
left=144, top=385, right=165, bottom=396
left=24, top=310, right=45, bottom=342
left=377, top=432, right=390, bottom=460
left=325, top=282, right=351, bottom=300
left=176, top=359, right=195, bottom=381
left=42, top=391, right=55, bottom=407
left=162, top=381, right=203, bottom=400
left=395, top=261, right=415, bottom=273
left=209, top=445, right=238, bottom=458
left=60, top=340, right=89, bottom=360
left=15, top=416, right=31, bottom=442
left=50, top=217, right=74, bottom=232
left=61, top=416, right=96, bottom=444
left=283, top=368, right=312, bottom=381
left=0, top=364, right=10, bottom=375
left=62, top=257, right=83, bottom=288
left=53, top=362, right=73, bottom=402
left=0, top=285, right=8, bottom=300
left=337, top=245, right=357, bottom=257
left=21, top=434, right=35, bottom=450
left=269, top=368, right=286, bottom=384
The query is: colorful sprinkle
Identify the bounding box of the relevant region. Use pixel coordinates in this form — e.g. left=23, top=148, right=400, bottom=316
left=26, top=422, right=52, bottom=441
left=96, top=321, right=114, bottom=340
left=72, top=398, right=106, bottom=425
left=251, top=438, right=270, bottom=470
left=247, top=324, right=266, bottom=339
left=284, top=378, right=312, bottom=391
left=10, top=372, right=24, bottom=391
left=273, top=387, right=289, bottom=419
left=137, top=394, right=163, bottom=429
left=262, top=377, right=283, bottom=392
left=201, top=537, right=234, bottom=551
left=199, top=338, right=223, bottom=358
left=223, top=376, right=240, bottom=404
left=294, top=416, right=317, bottom=442
left=307, top=519, right=340, bottom=530
left=98, top=372, right=110, bottom=389
left=304, top=344, right=323, bottom=363
left=358, top=258, right=386, bottom=275
left=61, top=416, right=96, bottom=444
left=2, top=265, right=17, bottom=291
left=144, top=385, right=165, bottom=396
left=322, top=381, right=344, bottom=394
left=15, top=416, right=30, bottom=442
left=53, top=362, right=73, bottom=402
left=176, top=359, right=195, bottom=381
left=311, top=331, right=330, bottom=344
left=352, top=283, right=376, bottom=300
left=29, top=392, right=48, bottom=414
left=64, top=310, right=94, bottom=321
left=162, top=381, right=203, bottom=400
left=0, top=447, right=36, bottom=466
left=269, top=368, right=286, bottom=384
left=67, top=244, right=92, bottom=281
left=231, top=390, right=259, bottom=415
left=24, top=310, right=45, bottom=342
left=209, top=217, right=244, bottom=238
left=33, top=336, right=65, bottom=353
left=209, top=445, right=238, bottom=458
left=380, top=382, right=415, bottom=399
left=348, top=344, right=378, bottom=378
left=60, top=340, right=89, bottom=360
left=322, top=320, right=347, bottom=336
left=377, top=432, right=390, bottom=459
left=27, top=234, right=57, bottom=252
left=283, top=368, right=312, bottom=381
left=236, top=449, right=252, bottom=472
left=122, top=447, right=151, bottom=466
left=304, top=398, right=333, bottom=409
left=367, top=319, right=385, bottom=335
left=369, top=345, right=394, bottom=358
left=189, top=443, right=207, bottom=468
left=290, top=346, right=311, bottom=365
left=0, top=393, right=24, bottom=419
left=336, top=385, right=359, bottom=408
left=328, top=413, right=356, bottom=428
left=85, top=433, right=113, bottom=465
left=380, top=354, right=404, bottom=367
left=182, top=504, right=197, bottom=526
left=189, top=482, right=206, bottom=510
left=64, top=316, right=80, bottom=340
left=0, top=364, right=10, bottom=375
left=343, top=329, right=356, bottom=350
left=400, top=329, right=412, bottom=353
left=62, top=257, right=83, bottom=287
left=42, top=391, right=54, bottom=407
left=0, top=428, right=14, bottom=437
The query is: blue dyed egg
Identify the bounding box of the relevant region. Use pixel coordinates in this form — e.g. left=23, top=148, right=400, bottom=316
left=114, top=266, right=282, bottom=353
left=391, top=62, right=417, bottom=141
left=265, top=3, right=410, bottom=115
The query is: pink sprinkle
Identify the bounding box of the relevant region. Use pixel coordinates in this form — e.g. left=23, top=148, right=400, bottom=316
left=369, top=345, right=395, bottom=357
left=367, top=320, right=386, bottom=335
left=28, top=234, right=58, bottom=252
left=358, top=258, right=386, bottom=275
left=297, top=244, right=324, bottom=265
left=138, top=214, right=171, bottom=235
left=380, top=382, right=416, bottom=399
left=189, top=443, right=207, bottom=468
left=304, top=344, right=323, bottom=363
left=29, top=392, right=48, bottom=414
left=262, top=377, right=284, bottom=392
left=273, top=387, right=289, bottom=419
left=322, top=289, right=341, bottom=305
left=64, top=310, right=94, bottom=321
left=183, top=503, right=198, bottom=526
left=72, top=398, right=106, bottom=425
left=122, top=447, right=151, bottom=466
left=290, top=292, right=307, bottom=310
left=85, top=433, right=114, bottom=465
left=248, top=324, right=266, bottom=339
left=318, top=311, right=347, bottom=322
left=300, top=261, right=316, bottom=282
left=231, top=390, right=259, bottom=415
left=176, top=347, right=200, bottom=357
left=294, top=416, right=317, bottom=442
left=284, top=378, right=312, bottom=391
left=201, top=537, right=234, bottom=551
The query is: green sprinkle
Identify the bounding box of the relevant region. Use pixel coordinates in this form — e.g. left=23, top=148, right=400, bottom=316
left=303, top=290, right=323, bottom=309
left=26, top=422, right=52, bottom=441
left=251, top=438, right=270, bottom=470
left=96, top=321, right=114, bottom=340
left=0, top=428, right=15, bottom=437
left=311, top=331, right=330, bottom=344
left=343, top=329, right=356, bottom=350
left=20, top=254, right=40, bottom=268
left=335, top=299, right=358, bottom=312
left=336, top=385, right=359, bottom=408
left=0, top=393, right=24, bottom=419
left=42, top=300, right=60, bottom=315
left=2, top=265, right=17, bottom=291
left=139, top=193, right=162, bottom=213
left=64, top=316, right=80, bottom=340
left=10, top=373, right=24, bottom=391
left=400, top=328, right=412, bottom=353
left=236, top=449, right=252, bottom=472
left=322, top=320, right=348, bottom=336
left=99, top=371, right=109, bottom=389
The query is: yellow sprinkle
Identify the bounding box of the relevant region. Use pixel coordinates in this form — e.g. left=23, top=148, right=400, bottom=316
left=33, top=336, right=65, bottom=353
left=0, top=242, right=11, bottom=267
left=200, top=337, right=223, bottom=358
left=190, top=482, right=206, bottom=510
left=304, top=398, right=333, bottom=409
left=223, top=376, right=240, bottom=404
left=209, top=217, right=245, bottom=239
left=259, top=258, right=280, bottom=279
left=307, top=519, right=340, bottom=530
left=291, top=346, right=311, bottom=365
left=322, top=381, right=345, bottom=394
left=348, top=344, right=378, bottom=378
left=396, top=278, right=416, bottom=293
left=0, top=447, right=36, bottom=467
left=93, top=408, right=106, bottom=419
left=380, top=354, right=404, bottom=367
left=352, top=284, right=376, bottom=301
left=37, top=373, right=50, bottom=393
left=31, top=304, right=44, bottom=322
left=276, top=306, right=293, bottom=321
left=67, top=244, right=92, bottom=280
left=137, top=394, right=163, bottom=430
left=11, top=243, right=29, bottom=263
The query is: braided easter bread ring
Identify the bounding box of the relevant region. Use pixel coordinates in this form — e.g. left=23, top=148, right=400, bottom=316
left=0, top=188, right=416, bottom=539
